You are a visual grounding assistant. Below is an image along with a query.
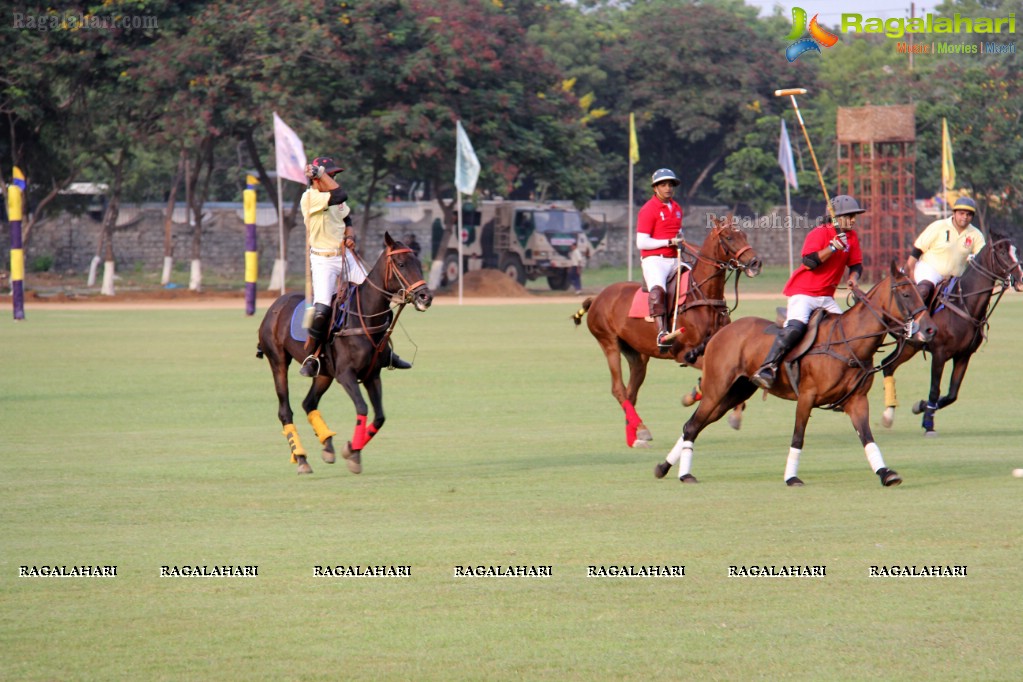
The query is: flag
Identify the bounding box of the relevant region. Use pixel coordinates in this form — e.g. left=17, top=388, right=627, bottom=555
left=778, top=119, right=799, bottom=190
left=941, top=117, right=956, bottom=195
left=273, top=112, right=307, bottom=184
left=455, top=120, right=480, bottom=195
left=629, top=113, right=640, bottom=165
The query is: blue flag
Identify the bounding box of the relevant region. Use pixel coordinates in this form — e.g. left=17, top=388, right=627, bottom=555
left=778, top=120, right=798, bottom=190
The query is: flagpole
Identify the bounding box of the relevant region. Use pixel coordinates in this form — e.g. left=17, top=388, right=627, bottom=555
left=457, top=192, right=463, bottom=305
left=784, top=180, right=793, bottom=274
left=277, top=174, right=285, bottom=295
left=627, top=161, right=634, bottom=282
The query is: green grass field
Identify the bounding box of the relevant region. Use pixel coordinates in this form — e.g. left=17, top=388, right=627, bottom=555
left=1, top=292, right=1021, bottom=680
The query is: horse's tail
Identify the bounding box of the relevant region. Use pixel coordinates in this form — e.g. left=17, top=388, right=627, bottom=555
left=571, top=297, right=594, bottom=326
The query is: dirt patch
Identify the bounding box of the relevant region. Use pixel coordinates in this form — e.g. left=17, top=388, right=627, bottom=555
left=436, top=269, right=531, bottom=298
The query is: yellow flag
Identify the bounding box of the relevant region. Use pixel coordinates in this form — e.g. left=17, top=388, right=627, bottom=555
left=629, top=113, right=640, bottom=165
left=941, top=117, right=955, bottom=193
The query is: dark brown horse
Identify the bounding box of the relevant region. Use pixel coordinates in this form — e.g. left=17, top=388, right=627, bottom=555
left=572, top=216, right=762, bottom=447
left=880, top=235, right=1023, bottom=434
left=655, top=261, right=935, bottom=487
left=256, top=233, right=432, bottom=474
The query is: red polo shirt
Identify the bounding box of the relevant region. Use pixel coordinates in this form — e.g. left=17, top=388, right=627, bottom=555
left=783, top=223, right=861, bottom=297
left=637, top=195, right=683, bottom=258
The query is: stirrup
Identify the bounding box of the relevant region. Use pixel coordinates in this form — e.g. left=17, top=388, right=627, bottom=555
left=751, top=365, right=776, bottom=389
left=299, top=354, right=321, bottom=377
left=657, top=329, right=681, bottom=349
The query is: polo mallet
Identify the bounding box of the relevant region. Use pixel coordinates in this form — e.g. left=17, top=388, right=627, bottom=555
left=774, top=88, right=836, bottom=224
left=669, top=232, right=685, bottom=339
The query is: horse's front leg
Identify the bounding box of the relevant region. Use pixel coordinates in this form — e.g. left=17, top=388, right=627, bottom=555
left=782, top=391, right=816, bottom=487
left=911, top=354, right=947, bottom=436
left=302, top=374, right=337, bottom=465
left=361, top=373, right=386, bottom=450
left=880, top=342, right=916, bottom=428
left=935, top=353, right=972, bottom=412
left=844, top=393, right=901, bottom=487
left=335, top=369, right=370, bottom=474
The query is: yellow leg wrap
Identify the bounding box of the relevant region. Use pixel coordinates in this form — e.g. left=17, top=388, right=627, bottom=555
left=282, top=423, right=307, bottom=463
left=307, top=410, right=337, bottom=444
left=883, top=375, right=898, bottom=409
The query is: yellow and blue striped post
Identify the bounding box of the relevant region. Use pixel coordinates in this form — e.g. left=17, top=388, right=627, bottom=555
left=8, top=167, right=26, bottom=320
left=244, top=174, right=258, bottom=316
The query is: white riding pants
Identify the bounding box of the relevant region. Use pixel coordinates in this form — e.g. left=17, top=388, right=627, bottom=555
left=310, top=252, right=367, bottom=306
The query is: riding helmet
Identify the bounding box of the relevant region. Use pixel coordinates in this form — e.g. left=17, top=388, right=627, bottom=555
left=831, top=194, right=866, bottom=217
left=651, top=168, right=680, bottom=187
left=311, top=157, right=344, bottom=176
left=952, top=196, right=977, bottom=214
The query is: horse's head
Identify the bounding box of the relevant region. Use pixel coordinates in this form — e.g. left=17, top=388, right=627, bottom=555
left=704, top=215, right=762, bottom=277
left=884, top=259, right=936, bottom=343
left=382, top=232, right=433, bottom=311
left=980, top=233, right=1023, bottom=292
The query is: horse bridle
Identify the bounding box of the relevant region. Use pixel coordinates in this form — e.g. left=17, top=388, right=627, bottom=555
left=684, top=225, right=756, bottom=274
left=850, top=275, right=928, bottom=341
left=936, top=239, right=1022, bottom=333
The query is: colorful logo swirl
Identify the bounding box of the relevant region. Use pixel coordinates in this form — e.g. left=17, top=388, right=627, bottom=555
left=785, top=7, right=839, bottom=62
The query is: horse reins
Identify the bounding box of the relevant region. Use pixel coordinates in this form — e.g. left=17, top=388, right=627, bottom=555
left=346, top=245, right=428, bottom=378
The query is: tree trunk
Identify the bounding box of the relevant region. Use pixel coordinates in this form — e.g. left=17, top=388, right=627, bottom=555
left=161, top=150, right=186, bottom=285
left=685, top=151, right=725, bottom=205
left=99, top=152, right=125, bottom=296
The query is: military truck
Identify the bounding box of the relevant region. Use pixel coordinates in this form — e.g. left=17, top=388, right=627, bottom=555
left=432, top=201, right=607, bottom=290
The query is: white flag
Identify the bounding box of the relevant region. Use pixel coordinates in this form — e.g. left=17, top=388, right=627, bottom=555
left=273, top=112, right=307, bottom=184
left=455, top=120, right=480, bottom=195
left=778, top=119, right=798, bottom=190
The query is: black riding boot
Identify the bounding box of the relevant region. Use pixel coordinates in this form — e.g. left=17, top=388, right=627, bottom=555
left=386, top=347, right=412, bottom=370
left=299, top=303, right=332, bottom=377
left=649, top=286, right=680, bottom=349
left=752, top=320, right=807, bottom=389
left=916, top=280, right=935, bottom=309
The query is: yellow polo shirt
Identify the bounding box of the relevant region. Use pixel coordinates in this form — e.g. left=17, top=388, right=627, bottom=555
left=300, top=189, right=351, bottom=251
left=914, top=217, right=985, bottom=277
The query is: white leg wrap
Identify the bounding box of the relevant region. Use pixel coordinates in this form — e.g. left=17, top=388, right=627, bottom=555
left=864, top=442, right=885, bottom=472
left=665, top=435, right=686, bottom=466
left=784, top=447, right=801, bottom=481
left=677, top=440, right=695, bottom=478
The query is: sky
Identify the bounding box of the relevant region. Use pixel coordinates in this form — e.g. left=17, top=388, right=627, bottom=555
left=745, top=1, right=924, bottom=22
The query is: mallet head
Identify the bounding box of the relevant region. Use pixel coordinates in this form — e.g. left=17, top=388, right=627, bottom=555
left=774, top=88, right=808, bottom=97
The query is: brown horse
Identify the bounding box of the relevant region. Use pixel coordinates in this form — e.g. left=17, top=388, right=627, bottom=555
left=572, top=216, right=762, bottom=447
left=655, top=261, right=935, bottom=487
left=880, top=235, right=1023, bottom=434
left=256, top=233, right=432, bottom=474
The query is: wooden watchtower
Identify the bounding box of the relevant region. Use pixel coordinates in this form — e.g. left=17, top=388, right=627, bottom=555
left=836, top=105, right=917, bottom=282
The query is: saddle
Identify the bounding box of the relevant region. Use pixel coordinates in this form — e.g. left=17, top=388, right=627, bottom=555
left=288, top=286, right=357, bottom=343
left=766, top=307, right=830, bottom=394
left=628, top=270, right=691, bottom=320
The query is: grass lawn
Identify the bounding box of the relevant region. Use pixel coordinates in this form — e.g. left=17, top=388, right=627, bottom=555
left=1, top=294, right=1021, bottom=680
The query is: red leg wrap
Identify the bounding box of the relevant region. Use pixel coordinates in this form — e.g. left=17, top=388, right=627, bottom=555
left=365, top=423, right=379, bottom=444
left=351, top=415, right=369, bottom=451
left=622, top=400, right=641, bottom=427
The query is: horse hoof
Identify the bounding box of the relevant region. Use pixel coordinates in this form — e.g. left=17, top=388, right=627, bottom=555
left=727, top=412, right=742, bottom=431
left=877, top=468, right=903, bottom=487
left=911, top=400, right=926, bottom=415
left=342, top=442, right=363, bottom=474
left=322, top=439, right=336, bottom=464
left=681, top=390, right=698, bottom=407
left=296, top=456, right=313, bottom=475
left=679, top=473, right=699, bottom=484
left=785, top=477, right=804, bottom=487
left=654, top=461, right=672, bottom=479
left=637, top=427, right=653, bottom=442
left=924, top=430, right=938, bottom=438
left=631, top=438, right=651, bottom=449
left=881, top=407, right=894, bottom=429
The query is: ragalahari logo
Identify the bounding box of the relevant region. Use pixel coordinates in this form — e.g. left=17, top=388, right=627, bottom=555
left=786, top=7, right=839, bottom=61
